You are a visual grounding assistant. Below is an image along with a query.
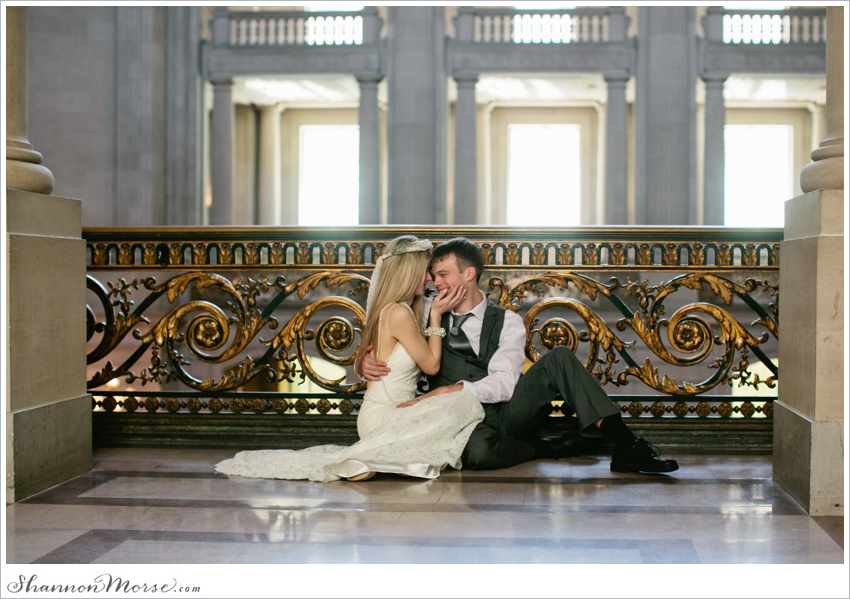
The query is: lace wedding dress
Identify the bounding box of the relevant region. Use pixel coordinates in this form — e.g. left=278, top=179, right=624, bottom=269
left=215, top=343, right=485, bottom=481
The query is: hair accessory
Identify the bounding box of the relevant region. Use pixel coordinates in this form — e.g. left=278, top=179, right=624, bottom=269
left=366, top=238, right=433, bottom=316
left=424, top=326, right=446, bottom=338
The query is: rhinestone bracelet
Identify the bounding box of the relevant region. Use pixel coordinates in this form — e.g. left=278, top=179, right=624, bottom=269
left=424, top=326, right=446, bottom=338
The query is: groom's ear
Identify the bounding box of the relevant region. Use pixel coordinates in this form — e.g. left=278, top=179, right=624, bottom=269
left=464, top=266, right=476, bottom=283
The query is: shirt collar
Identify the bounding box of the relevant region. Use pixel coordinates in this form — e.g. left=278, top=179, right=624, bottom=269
left=451, top=289, right=488, bottom=320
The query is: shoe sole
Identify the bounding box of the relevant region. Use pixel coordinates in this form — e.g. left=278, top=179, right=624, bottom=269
left=610, top=462, right=679, bottom=474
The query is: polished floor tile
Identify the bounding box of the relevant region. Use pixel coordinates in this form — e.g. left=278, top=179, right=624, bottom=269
left=5, top=448, right=844, bottom=566
left=92, top=540, right=252, bottom=564
left=5, top=528, right=91, bottom=564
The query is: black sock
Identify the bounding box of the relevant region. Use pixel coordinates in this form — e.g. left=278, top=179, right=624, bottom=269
left=599, top=414, right=637, bottom=450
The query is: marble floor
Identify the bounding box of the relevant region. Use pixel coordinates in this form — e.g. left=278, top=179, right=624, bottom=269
left=5, top=448, right=845, bottom=570
left=6, top=449, right=847, bottom=597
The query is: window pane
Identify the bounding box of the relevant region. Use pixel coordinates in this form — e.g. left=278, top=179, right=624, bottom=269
left=298, top=125, right=359, bottom=226
left=724, top=124, right=793, bottom=228
left=507, top=124, right=581, bottom=226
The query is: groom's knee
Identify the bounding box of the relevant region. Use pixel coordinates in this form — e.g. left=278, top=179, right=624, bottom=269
left=462, top=424, right=500, bottom=470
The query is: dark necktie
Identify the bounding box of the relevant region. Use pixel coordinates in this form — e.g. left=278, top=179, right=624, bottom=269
left=448, top=313, right=474, bottom=355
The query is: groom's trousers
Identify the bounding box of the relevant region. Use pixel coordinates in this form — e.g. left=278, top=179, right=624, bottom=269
left=461, top=346, right=620, bottom=470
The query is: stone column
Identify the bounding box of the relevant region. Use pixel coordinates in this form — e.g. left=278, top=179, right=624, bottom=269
left=257, top=105, right=283, bottom=225
left=210, top=78, right=235, bottom=225
left=6, top=7, right=91, bottom=502
left=5, top=6, right=54, bottom=194
left=604, top=74, right=629, bottom=224
left=702, top=75, right=727, bottom=226
left=774, top=6, right=844, bottom=515
left=358, top=77, right=381, bottom=224
left=454, top=76, right=478, bottom=225
left=385, top=6, right=447, bottom=224
left=634, top=6, right=698, bottom=225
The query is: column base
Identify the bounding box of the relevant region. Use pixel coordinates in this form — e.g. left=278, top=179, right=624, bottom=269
left=6, top=190, right=90, bottom=502
left=800, top=156, right=844, bottom=193
left=7, top=395, right=93, bottom=503
left=5, top=161, right=55, bottom=195
left=773, top=401, right=844, bottom=515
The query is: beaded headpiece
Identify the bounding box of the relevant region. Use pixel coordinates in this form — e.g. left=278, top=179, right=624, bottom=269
left=366, top=238, right=433, bottom=316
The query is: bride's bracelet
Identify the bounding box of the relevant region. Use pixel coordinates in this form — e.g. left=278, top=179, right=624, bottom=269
left=424, top=326, right=446, bottom=338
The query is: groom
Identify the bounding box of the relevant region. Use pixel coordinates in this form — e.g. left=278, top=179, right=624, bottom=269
left=363, top=237, right=678, bottom=474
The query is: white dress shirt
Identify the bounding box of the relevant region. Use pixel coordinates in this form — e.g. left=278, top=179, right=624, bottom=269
left=425, top=290, right=526, bottom=404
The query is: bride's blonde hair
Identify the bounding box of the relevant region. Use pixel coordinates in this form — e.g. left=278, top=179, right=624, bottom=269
left=354, top=236, right=432, bottom=376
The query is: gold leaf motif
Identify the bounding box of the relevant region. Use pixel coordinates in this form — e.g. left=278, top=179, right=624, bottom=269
left=743, top=244, right=757, bottom=267
left=505, top=244, right=520, bottom=266
left=118, top=244, right=133, bottom=265
left=93, top=244, right=107, bottom=265
left=322, top=243, right=336, bottom=264
left=716, top=244, right=731, bottom=266
left=770, top=244, right=780, bottom=266
left=168, top=244, right=182, bottom=265
left=530, top=244, right=546, bottom=266
left=690, top=243, right=705, bottom=266
left=637, top=244, right=652, bottom=265
left=296, top=243, right=310, bottom=264
left=663, top=244, right=678, bottom=266
left=244, top=243, right=259, bottom=265
left=557, top=244, right=572, bottom=266
left=627, top=401, right=643, bottom=418
left=480, top=244, right=493, bottom=265
left=584, top=244, right=598, bottom=266
left=219, top=243, right=234, bottom=265
left=143, top=244, right=157, bottom=265
left=348, top=243, right=362, bottom=265
left=270, top=243, right=284, bottom=265
left=672, top=402, right=689, bottom=417
left=373, top=243, right=385, bottom=261
left=193, top=244, right=208, bottom=265
left=610, top=244, right=625, bottom=266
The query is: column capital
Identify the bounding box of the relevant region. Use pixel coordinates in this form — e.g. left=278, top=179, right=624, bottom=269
left=209, top=77, right=234, bottom=87
left=356, top=75, right=382, bottom=86
left=454, top=75, right=479, bottom=86
left=701, top=73, right=729, bottom=86
left=603, top=73, right=630, bottom=87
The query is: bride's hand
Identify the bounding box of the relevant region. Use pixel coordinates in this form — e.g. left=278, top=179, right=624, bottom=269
left=396, top=384, right=462, bottom=408
left=430, top=285, right=466, bottom=317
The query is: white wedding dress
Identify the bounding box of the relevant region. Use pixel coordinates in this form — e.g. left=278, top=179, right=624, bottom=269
left=215, top=342, right=485, bottom=481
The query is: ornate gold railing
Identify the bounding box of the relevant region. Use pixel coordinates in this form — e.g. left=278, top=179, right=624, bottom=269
left=86, top=227, right=780, bottom=424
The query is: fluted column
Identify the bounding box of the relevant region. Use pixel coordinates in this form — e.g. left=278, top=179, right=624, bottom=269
left=257, top=105, right=283, bottom=225
left=702, top=75, right=727, bottom=226
left=5, top=6, right=54, bottom=194
left=774, top=6, right=844, bottom=515
left=358, top=77, right=381, bottom=224
left=454, top=76, right=478, bottom=224
left=210, top=78, right=235, bottom=225
left=604, top=75, right=629, bottom=224
left=800, top=6, right=844, bottom=192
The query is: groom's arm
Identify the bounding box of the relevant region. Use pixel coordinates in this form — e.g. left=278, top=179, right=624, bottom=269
left=460, top=310, right=526, bottom=404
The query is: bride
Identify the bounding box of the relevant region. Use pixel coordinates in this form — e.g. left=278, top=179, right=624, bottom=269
left=215, top=235, right=486, bottom=482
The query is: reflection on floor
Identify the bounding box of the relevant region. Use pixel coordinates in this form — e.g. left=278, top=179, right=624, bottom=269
left=5, top=447, right=844, bottom=565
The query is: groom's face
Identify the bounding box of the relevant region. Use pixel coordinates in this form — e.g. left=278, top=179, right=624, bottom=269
left=430, top=254, right=471, bottom=296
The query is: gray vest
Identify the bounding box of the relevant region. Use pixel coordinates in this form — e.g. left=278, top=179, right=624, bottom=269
left=426, top=302, right=507, bottom=390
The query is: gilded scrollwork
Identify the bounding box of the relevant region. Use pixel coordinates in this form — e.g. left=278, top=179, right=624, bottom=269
left=87, top=270, right=370, bottom=394
left=486, top=270, right=778, bottom=396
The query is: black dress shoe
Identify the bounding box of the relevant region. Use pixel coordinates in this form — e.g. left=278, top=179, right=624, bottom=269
left=530, top=433, right=594, bottom=460
left=610, top=438, right=679, bottom=473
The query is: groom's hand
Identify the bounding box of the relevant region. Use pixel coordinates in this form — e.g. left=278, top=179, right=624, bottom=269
left=361, top=345, right=390, bottom=381
left=396, top=384, right=463, bottom=408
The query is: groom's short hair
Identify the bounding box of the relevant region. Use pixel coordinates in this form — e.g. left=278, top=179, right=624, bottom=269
left=432, top=237, right=484, bottom=283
